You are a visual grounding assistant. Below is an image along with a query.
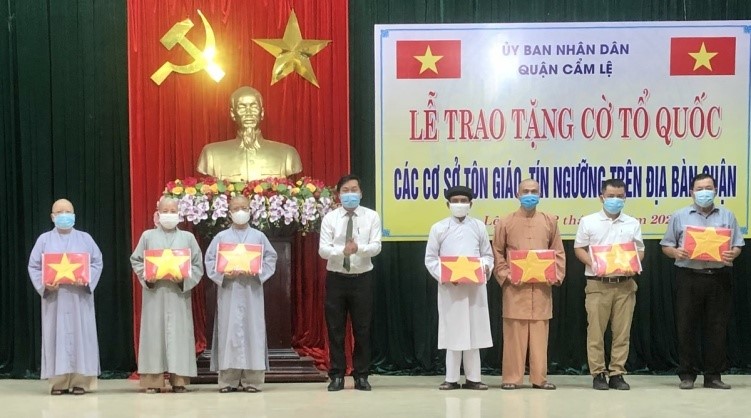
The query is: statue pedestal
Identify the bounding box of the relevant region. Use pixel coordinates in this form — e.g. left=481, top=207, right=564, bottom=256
left=194, top=236, right=326, bottom=383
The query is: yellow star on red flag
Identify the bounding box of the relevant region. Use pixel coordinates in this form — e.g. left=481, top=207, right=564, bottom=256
left=591, top=243, right=641, bottom=276
left=253, top=9, right=331, bottom=87
left=45, top=253, right=90, bottom=285
left=216, top=243, right=263, bottom=274
left=145, top=248, right=191, bottom=280
left=440, top=256, right=485, bottom=284
left=415, top=46, right=443, bottom=74
left=508, top=250, right=556, bottom=284
left=685, top=226, right=731, bottom=262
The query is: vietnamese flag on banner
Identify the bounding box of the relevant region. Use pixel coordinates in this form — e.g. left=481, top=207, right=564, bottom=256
left=144, top=248, right=192, bottom=281
left=670, top=37, right=736, bottom=75
left=508, top=250, right=556, bottom=285
left=440, top=256, right=485, bottom=284
left=42, top=253, right=91, bottom=286
left=590, top=242, right=642, bottom=277
left=396, top=40, right=461, bottom=79
left=684, top=226, right=732, bottom=262
left=215, top=243, right=263, bottom=275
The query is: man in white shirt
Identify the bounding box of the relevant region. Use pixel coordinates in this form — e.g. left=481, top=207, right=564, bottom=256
left=574, top=179, right=645, bottom=391
left=319, top=174, right=382, bottom=391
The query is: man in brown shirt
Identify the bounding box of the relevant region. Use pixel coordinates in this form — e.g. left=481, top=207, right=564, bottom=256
left=493, top=179, right=565, bottom=390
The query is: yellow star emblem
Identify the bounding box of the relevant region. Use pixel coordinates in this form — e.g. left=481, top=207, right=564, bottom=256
left=48, top=253, right=83, bottom=285
left=593, top=244, right=638, bottom=275
left=253, top=10, right=331, bottom=87
left=219, top=244, right=261, bottom=273
left=145, top=249, right=191, bottom=280
left=689, top=42, right=718, bottom=71
left=509, top=251, right=555, bottom=283
left=414, top=46, right=443, bottom=74
left=686, top=227, right=730, bottom=261
left=442, top=256, right=483, bottom=283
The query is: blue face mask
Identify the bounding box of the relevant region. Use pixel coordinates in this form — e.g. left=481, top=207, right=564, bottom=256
left=603, top=198, right=625, bottom=215
left=519, top=194, right=540, bottom=210
left=694, top=189, right=715, bottom=208
left=54, top=213, right=75, bottom=230
left=340, top=192, right=361, bottom=210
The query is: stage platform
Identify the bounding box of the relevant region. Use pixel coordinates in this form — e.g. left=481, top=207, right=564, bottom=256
left=3, top=375, right=750, bottom=417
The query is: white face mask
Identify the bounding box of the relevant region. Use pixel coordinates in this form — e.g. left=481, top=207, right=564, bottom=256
left=231, top=210, right=251, bottom=225
left=159, top=213, right=180, bottom=229
left=449, top=203, right=470, bottom=218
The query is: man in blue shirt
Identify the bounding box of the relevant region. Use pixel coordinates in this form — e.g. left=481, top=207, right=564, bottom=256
left=661, top=173, right=744, bottom=390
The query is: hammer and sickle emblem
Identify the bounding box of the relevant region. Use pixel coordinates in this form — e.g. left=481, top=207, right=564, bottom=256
left=151, top=10, right=225, bottom=85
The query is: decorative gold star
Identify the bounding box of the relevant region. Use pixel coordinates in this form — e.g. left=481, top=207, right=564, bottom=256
left=219, top=244, right=261, bottom=273
left=592, top=244, right=638, bottom=275
left=414, top=46, right=443, bottom=74
left=253, top=10, right=331, bottom=87
left=686, top=227, right=730, bottom=261
left=689, top=43, right=718, bottom=71
left=442, top=256, right=483, bottom=283
left=48, top=253, right=83, bottom=285
left=509, top=251, right=555, bottom=283
left=145, top=249, right=191, bottom=280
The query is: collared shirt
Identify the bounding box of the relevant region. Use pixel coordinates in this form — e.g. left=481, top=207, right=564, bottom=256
left=318, top=205, right=382, bottom=274
left=574, top=210, right=645, bottom=276
left=660, top=204, right=744, bottom=269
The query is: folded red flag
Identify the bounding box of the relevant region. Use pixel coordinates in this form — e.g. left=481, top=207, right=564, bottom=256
left=43, top=252, right=90, bottom=286
left=508, top=250, right=557, bottom=285
left=440, top=256, right=485, bottom=284
left=215, top=243, right=263, bottom=275
left=144, top=248, right=191, bottom=281
left=590, top=242, right=642, bottom=277
left=684, top=226, right=731, bottom=262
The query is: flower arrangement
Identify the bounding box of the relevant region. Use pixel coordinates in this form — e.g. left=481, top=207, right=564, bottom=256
left=162, top=176, right=337, bottom=237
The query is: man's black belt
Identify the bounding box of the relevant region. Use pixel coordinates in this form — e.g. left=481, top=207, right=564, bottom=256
left=679, top=266, right=729, bottom=276
left=331, top=271, right=369, bottom=278
left=587, top=276, right=633, bottom=283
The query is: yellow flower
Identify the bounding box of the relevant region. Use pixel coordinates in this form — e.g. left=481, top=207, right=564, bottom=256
left=253, top=185, right=264, bottom=194
left=171, top=186, right=184, bottom=194
left=200, top=184, right=212, bottom=194
left=296, top=180, right=302, bottom=186
left=305, top=183, right=317, bottom=192
left=291, top=187, right=300, bottom=195
left=185, top=187, right=197, bottom=196
left=227, top=184, right=235, bottom=192
left=210, top=184, right=219, bottom=193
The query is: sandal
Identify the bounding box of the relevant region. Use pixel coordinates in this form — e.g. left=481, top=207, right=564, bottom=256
left=71, top=387, right=85, bottom=395
left=532, top=382, right=557, bottom=390
left=50, top=389, right=66, bottom=396
left=172, top=386, right=188, bottom=393
left=501, top=383, right=519, bottom=390
left=243, top=386, right=261, bottom=393
left=145, top=388, right=160, bottom=394
left=219, top=386, right=236, bottom=393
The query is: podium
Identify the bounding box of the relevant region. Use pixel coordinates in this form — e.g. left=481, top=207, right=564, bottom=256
left=194, top=236, right=327, bottom=383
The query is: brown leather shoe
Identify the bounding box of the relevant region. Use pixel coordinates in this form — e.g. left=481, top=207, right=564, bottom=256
left=438, top=381, right=461, bottom=390
left=462, top=380, right=488, bottom=390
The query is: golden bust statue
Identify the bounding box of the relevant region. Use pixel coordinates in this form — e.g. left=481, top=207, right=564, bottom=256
left=197, top=86, right=303, bottom=181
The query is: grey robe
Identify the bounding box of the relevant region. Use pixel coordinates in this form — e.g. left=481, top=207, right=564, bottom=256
left=130, top=227, right=203, bottom=376
left=205, top=227, right=277, bottom=371
left=27, top=228, right=103, bottom=379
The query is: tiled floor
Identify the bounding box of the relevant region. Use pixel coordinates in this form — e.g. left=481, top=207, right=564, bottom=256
left=3, top=375, right=750, bottom=418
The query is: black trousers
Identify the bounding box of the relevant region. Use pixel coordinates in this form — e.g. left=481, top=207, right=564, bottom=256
left=675, top=267, right=732, bottom=381
left=325, top=271, right=373, bottom=379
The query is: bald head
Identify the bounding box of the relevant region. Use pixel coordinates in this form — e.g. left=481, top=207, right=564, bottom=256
left=517, top=179, right=539, bottom=197
left=229, top=194, right=250, bottom=211
left=157, top=196, right=179, bottom=213
left=51, top=199, right=74, bottom=214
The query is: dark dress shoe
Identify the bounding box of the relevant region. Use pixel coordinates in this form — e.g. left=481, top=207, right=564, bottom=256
left=593, top=372, right=609, bottom=390
left=532, top=382, right=557, bottom=390
left=679, top=379, right=694, bottom=390
left=438, top=381, right=461, bottom=390
left=608, top=374, right=630, bottom=390
left=327, top=377, right=344, bottom=392
left=354, top=377, right=371, bottom=391
left=704, top=379, right=731, bottom=389
left=462, top=380, right=488, bottom=390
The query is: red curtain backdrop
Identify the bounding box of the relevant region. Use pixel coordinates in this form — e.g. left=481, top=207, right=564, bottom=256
left=127, top=0, right=349, bottom=370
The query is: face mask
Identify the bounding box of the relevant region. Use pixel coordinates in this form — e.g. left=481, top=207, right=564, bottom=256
left=449, top=203, right=470, bottom=218
left=159, top=213, right=180, bottom=229
left=231, top=210, right=251, bottom=225
left=519, top=194, right=540, bottom=210
left=54, top=213, right=75, bottom=230
left=694, top=189, right=715, bottom=208
left=340, top=192, right=361, bottom=210
left=603, top=197, right=625, bottom=215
